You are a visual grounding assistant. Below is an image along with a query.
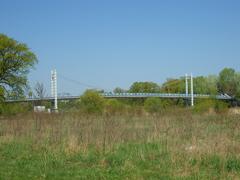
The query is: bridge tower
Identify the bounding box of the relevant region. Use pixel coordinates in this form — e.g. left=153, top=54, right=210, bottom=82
left=190, top=73, right=194, bottom=107
left=185, top=74, right=189, bottom=97
left=51, top=69, right=58, bottom=112
left=185, top=73, right=194, bottom=107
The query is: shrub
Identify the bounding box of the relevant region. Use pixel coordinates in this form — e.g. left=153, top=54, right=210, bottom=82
left=79, top=90, right=105, bottom=114
left=194, top=99, right=229, bottom=114
left=144, top=98, right=170, bottom=113
left=105, top=99, right=125, bottom=115
left=193, top=99, right=215, bottom=113
left=0, top=102, right=31, bottom=115
left=214, top=100, right=229, bottom=113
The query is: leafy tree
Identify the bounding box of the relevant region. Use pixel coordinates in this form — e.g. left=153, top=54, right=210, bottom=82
left=0, top=34, right=37, bottom=99
left=129, top=82, right=160, bottom=93
left=217, top=68, right=238, bottom=96
left=161, top=78, right=185, bottom=93
left=113, top=87, right=126, bottom=93
left=235, top=73, right=240, bottom=99
left=79, top=90, right=105, bottom=114
left=205, top=75, right=218, bottom=95
left=194, top=76, right=218, bottom=95
left=128, top=82, right=160, bottom=105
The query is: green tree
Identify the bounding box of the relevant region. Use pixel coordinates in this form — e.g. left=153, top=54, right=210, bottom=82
left=79, top=90, right=105, bottom=114
left=236, top=73, right=240, bottom=99
left=161, top=79, right=185, bottom=93
left=217, top=68, right=237, bottom=96
left=113, top=87, right=126, bottom=93
left=129, top=82, right=160, bottom=93
left=194, top=76, right=218, bottom=95
left=0, top=34, right=37, bottom=99
left=205, top=75, right=218, bottom=95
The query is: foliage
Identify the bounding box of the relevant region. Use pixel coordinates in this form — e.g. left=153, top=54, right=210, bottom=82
left=113, top=87, right=126, bottom=93
left=194, top=76, right=218, bottom=95
left=217, top=68, right=238, bottom=96
left=79, top=90, right=105, bottom=114
left=129, top=82, right=160, bottom=93
left=105, top=99, right=125, bottom=115
left=58, top=100, right=79, bottom=112
left=161, top=78, right=185, bottom=93
left=0, top=102, right=31, bottom=115
left=194, top=99, right=229, bottom=113
left=194, top=99, right=216, bottom=113
left=235, top=73, right=240, bottom=100
left=214, top=100, right=229, bottom=113
left=144, top=97, right=171, bottom=113
left=0, top=34, right=37, bottom=99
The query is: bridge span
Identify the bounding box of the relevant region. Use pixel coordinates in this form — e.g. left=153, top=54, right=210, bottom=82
left=5, top=93, right=232, bottom=103
left=5, top=70, right=233, bottom=110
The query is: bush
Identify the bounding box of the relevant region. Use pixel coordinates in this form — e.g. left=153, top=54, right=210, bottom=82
left=105, top=99, right=125, bottom=115
left=214, top=100, right=229, bottom=113
left=194, top=99, right=215, bottom=113
left=194, top=99, right=229, bottom=114
left=79, top=90, right=105, bottom=114
left=0, top=102, right=31, bottom=115
left=144, top=98, right=170, bottom=113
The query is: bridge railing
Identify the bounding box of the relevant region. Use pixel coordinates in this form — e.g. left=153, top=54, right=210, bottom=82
left=5, top=93, right=232, bottom=103
left=102, top=93, right=232, bottom=99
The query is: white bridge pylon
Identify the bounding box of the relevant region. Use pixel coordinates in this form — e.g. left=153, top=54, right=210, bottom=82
left=51, top=69, right=58, bottom=111
left=185, top=73, right=194, bottom=106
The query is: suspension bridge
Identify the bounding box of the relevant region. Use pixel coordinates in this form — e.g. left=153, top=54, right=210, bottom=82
left=5, top=70, right=233, bottom=111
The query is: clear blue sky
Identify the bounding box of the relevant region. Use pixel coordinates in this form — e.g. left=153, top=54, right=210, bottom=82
left=1, top=0, right=240, bottom=95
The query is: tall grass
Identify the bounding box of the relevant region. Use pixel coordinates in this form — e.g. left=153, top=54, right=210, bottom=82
left=0, top=109, right=240, bottom=179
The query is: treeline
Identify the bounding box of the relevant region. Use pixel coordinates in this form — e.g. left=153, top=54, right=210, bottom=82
left=67, top=67, right=239, bottom=115
left=1, top=68, right=240, bottom=116
left=114, top=68, right=240, bottom=98
left=65, top=89, right=228, bottom=116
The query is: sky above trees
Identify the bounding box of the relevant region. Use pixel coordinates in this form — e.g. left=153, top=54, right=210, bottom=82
left=1, top=0, right=240, bottom=95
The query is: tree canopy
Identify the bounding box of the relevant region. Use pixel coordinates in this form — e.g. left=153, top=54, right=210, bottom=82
left=118, top=68, right=240, bottom=101
left=0, top=34, right=37, bottom=98
left=129, top=82, right=160, bottom=93
left=79, top=90, right=105, bottom=114
left=217, top=68, right=240, bottom=97
left=161, top=78, right=185, bottom=93
left=194, top=76, right=218, bottom=95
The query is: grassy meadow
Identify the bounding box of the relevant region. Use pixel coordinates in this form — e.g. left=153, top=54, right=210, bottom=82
left=0, top=108, right=240, bottom=179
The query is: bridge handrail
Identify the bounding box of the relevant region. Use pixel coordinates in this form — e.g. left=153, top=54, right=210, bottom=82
left=5, top=93, right=233, bottom=102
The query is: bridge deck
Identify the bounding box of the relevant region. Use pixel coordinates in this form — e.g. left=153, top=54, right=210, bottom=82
left=5, top=93, right=232, bottom=103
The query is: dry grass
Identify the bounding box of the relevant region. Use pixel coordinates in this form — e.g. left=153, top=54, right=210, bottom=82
left=0, top=109, right=240, bottom=178
left=0, top=110, right=239, bottom=156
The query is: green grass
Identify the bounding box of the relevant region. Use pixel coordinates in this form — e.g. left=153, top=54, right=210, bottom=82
left=0, top=142, right=240, bottom=179
left=0, top=111, right=240, bottom=179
